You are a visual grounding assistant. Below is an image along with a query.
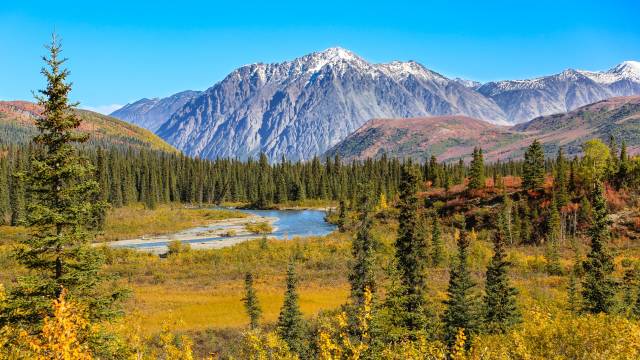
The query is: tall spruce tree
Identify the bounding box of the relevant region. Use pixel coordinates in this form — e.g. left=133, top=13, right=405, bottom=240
left=483, top=231, right=521, bottom=334
left=394, top=164, right=429, bottom=331
left=0, top=160, right=11, bottom=225
left=617, top=140, right=630, bottom=189
left=467, top=147, right=485, bottom=190
left=442, top=229, right=480, bottom=346
left=554, top=147, right=569, bottom=208
left=243, top=272, right=262, bottom=329
left=581, top=182, right=616, bottom=314
left=3, top=35, right=123, bottom=329
left=522, top=139, right=545, bottom=192
left=349, top=186, right=376, bottom=307
left=430, top=215, right=444, bottom=267
left=337, top=199, right=347, bottom=232
left=545, top=201, right=563, bottom=275
left=277, top=260, right=306, bottom=356
left=9, top=154, right=26, bottom=226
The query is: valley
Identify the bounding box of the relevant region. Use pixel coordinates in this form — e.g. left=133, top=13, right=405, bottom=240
left=2, top=22, right=640, bottom=360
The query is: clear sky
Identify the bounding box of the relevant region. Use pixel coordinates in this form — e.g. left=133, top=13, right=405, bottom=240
left=1, top=0, right=639, bottom=113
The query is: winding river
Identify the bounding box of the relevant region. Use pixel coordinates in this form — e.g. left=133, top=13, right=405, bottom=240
left=108, top=208, right=336, bottom=253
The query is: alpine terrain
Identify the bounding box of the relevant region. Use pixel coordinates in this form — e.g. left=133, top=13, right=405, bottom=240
left=110, top=48, right=640, bottom=162
left=327, top=96, right=640, bottom=162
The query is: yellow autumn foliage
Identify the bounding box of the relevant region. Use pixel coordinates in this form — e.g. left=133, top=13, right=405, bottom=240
left=470, top=307, right=640, bottom=359
left=20, top=289, right=93, bottom=360
left=317, top=287, right=372, bottom=360
left=379, top=336, right=447, bottom=360
left=238, top=329, right=298, bottom=360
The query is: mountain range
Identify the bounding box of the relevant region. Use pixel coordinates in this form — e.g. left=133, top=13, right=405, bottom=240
left=327, top=96, right=640, bottom=163
left=110, top=90, right=202, bottom=132
left=110, top=48, right=640, bottom=161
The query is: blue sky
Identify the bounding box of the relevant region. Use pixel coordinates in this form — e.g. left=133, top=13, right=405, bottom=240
left=1, top=0, right=639, bottom=113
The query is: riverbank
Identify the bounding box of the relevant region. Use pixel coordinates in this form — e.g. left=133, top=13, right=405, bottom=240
left=103, top=213, right=279, bottom=254
left=97, top=204, right=248, bottom=242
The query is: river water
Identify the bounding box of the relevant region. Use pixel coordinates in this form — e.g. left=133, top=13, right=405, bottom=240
left=109, top=208, right=336, bottom=252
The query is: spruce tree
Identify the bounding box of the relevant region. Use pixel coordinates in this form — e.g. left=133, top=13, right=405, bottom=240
left=467, top=147, right=485, bottom=190
left=522, top=139, right=545, bottom=192
left=545, top=202, right=563, bottom=275
left=430, top=215, right=444, bottom=267
left=554, top=147, right=569, bottom=208
left=337, top=199, right=347, bottom=232
left=567, top=271, right=579, bottom=312
left=442, top=229, right=479, bottom=347
left=277, top=260, right=306, bottom=356
left=9, top=154, right=26, bottom=226
left=0, top=159, right=10, bottom=225
left=483, top=231, right=521, bottom=334
left=617, top=140, right=629, bottom=189
left=581, top=182, right=616, bottom=314
left=243, top=272, right=262, bottom=329
left=349, top=188, right=376, bottom=307
left=394, top=164, right=429, bottom=331
left=3, top=35, right=123, bottom=330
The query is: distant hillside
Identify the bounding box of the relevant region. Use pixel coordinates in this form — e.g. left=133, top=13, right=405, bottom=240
left=325, top=116, right=525, bottom=162
left=327, top=96, right=640, bottom=162
left=0, top=101, right=177, bottom=153
left=110, top=90, right=201, bottom=132
left=512, top=96, right=640, bottom=154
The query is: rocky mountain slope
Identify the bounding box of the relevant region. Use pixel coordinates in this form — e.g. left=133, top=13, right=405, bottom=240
left=0, top=101, right=177, bottom=152
left=111, top=48, right=639, bottom=161
left=110, top=90, right=201, bottom=132
left=156, top=48, right=508, bottom=161
left=478, top=61, right=640, bottom=123
left=327, top=96, right=640, bottom=162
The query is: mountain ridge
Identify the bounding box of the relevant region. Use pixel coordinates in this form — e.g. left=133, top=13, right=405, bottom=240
left=109, top=47, right=640, bottom=161
left=326, top=96, right=640, bottom=163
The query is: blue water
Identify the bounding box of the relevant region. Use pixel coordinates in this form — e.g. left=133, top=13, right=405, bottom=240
left=239, top=209, right=336, bottom=239
left=113, top=208, right=336, bottom=250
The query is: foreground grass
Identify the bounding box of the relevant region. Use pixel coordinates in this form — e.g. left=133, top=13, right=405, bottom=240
left=97, top=203, right=247, bottom=241
left=128, top=284, right=349, bottom=334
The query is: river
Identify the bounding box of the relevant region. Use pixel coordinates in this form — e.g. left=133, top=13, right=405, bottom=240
left=107, top=208, right=336, bottom=253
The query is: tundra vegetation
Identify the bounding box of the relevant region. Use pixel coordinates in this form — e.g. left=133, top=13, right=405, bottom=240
left=2, top=37, right=640, bottom=359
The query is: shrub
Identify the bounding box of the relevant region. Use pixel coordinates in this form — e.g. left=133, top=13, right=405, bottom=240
left=222, top=229, right=237, bottom=237
left=470, top=309, right=640, bottom=359
left=167, top=240, right=191, bottom=256
left=245, top=222, right=274, bottom=234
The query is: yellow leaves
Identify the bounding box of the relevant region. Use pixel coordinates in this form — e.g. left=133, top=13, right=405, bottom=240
left=317, top=287, right=372, bottom=360
left=150, top=322, right=194, bottom=360
left=470, top=308, right=640, bottom=359
left=450, top=328, right=467, bottom=360
left=380, top=336, right=447, bottom=360
left=20, top=289, right=93, bottom=360
left=376, top=193, right=388, bottom=212
left=240, top=329, right=298, bottom=360
left=317, top=311, right=367, bottom=360
left=469, top=229, right=477, bottom=243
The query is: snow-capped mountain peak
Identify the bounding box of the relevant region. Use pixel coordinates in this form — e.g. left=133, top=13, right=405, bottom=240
left=576, top=60, right=640, bottom=84
left=611, top=60, right=640, bottom=77
left=113, top=48, right=640, bottom=162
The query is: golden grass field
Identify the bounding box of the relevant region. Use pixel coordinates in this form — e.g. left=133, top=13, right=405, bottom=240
left=128, top=284, right=349, bottom=334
